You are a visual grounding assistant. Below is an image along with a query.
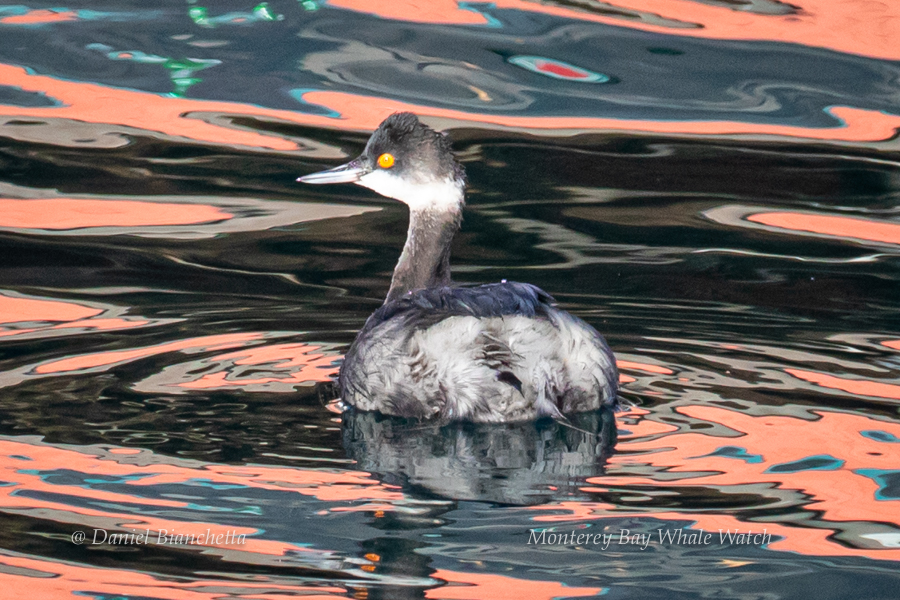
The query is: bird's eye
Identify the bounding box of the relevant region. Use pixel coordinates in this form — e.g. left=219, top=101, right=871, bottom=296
left=377, top=153, right=395, bottom=169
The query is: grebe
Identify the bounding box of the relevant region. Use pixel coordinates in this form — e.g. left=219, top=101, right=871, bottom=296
left=299, top=112, right=617, bottom=422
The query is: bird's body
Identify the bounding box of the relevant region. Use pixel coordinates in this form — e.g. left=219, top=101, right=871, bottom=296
left=340, top=282, right=617, bottom=422
left=299, top=113, right=618, bottom=422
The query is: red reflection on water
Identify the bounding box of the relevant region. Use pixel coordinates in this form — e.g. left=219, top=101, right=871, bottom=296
left=884, top=340, right=900, bottom=350
left=330, top=0, right=900, bottom=61
left=0, top=9, right=76, bottom=25
left=540, top=61, right=583, bottom=79
left=786, top=368, right=900, bottom=400
left=0, top=198, right=232, bottom=230
left=748, top=211, right=900, bottom=245
left=531, top=405, right=900, bottom=561
left=427, top=569, right=602, bottom=600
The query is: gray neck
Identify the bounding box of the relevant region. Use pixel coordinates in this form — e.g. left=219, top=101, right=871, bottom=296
left=386, top=206, right=462, bottom=304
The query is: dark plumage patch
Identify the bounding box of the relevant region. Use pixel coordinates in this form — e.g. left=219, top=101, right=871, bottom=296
left=386, top=392, right=430, bottom=419
left=496, top=371, right=523, bottom=394
left=364, top=281, right=556, bottom=331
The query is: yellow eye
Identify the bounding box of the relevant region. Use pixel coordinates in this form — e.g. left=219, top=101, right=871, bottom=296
left=377, top=153, right=395, bottom=169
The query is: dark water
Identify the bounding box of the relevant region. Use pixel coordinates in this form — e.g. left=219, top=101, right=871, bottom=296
left=1, top=1, right=899, bottom=598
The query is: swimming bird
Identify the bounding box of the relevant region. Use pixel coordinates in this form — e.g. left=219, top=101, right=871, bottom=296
left=299, top=112, right=617, bottom=422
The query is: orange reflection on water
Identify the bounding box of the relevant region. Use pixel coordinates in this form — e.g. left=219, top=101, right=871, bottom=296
left=33, top=332, right=264, bottom=375
left=427, top=569, right=602, bottom=600
left=330, top=0, right=900, bottom=61
left=0, top=443, right=290, bottom=559
left=4, top=60, right=899, bottom=151
left=0, top=9, right=76, bottom=25
left=549, top=0, right=900, bottom=60
left=0, top=198, right=232, bottom=230
left=299, top=90, right=900, bottom=144
left=0, top=317, right=154, bottom=341
left=532, top=405, right=900, bottom=561
left=177, top=342, right=338, bottom=390
left=884, top=340, right=900, bottom=350
left=616, top=406, right=679, bottom=439
left=0, top=552, right=345, bottom=600
left=786, top=368, right=900, bottom=401
left=0, top=292, right=155, bottom=341
left=328, top=0, right=485, bottom=25
left=0, top=293, right=101, bottom=324
left=748, top=211, right=900, bottom=245
left=617, top=360, right=674, bottom=375
left=0, top=436, right=403, bottom=557
left=617, top=359, right=674, bottom=384
left=0, top=63, right=313, bottom=150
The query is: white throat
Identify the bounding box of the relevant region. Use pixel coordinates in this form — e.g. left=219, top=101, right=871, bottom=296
left=357, top=170, right=464, bottom=212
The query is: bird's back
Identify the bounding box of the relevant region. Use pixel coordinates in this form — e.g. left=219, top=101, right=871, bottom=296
left=339, top=282, right=618, bottom=422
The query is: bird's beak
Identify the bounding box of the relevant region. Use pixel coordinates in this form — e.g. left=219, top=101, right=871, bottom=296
left=297, top=158, right=369, bottom=185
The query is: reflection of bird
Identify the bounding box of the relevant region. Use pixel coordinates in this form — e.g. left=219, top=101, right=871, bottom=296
left=299, top=113, right=617, bottom=422
left=342, top=407, right=618, bottom=504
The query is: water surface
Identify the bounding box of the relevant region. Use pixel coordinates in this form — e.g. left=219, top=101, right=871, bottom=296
left=0, top=1, right=899, bottom=598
